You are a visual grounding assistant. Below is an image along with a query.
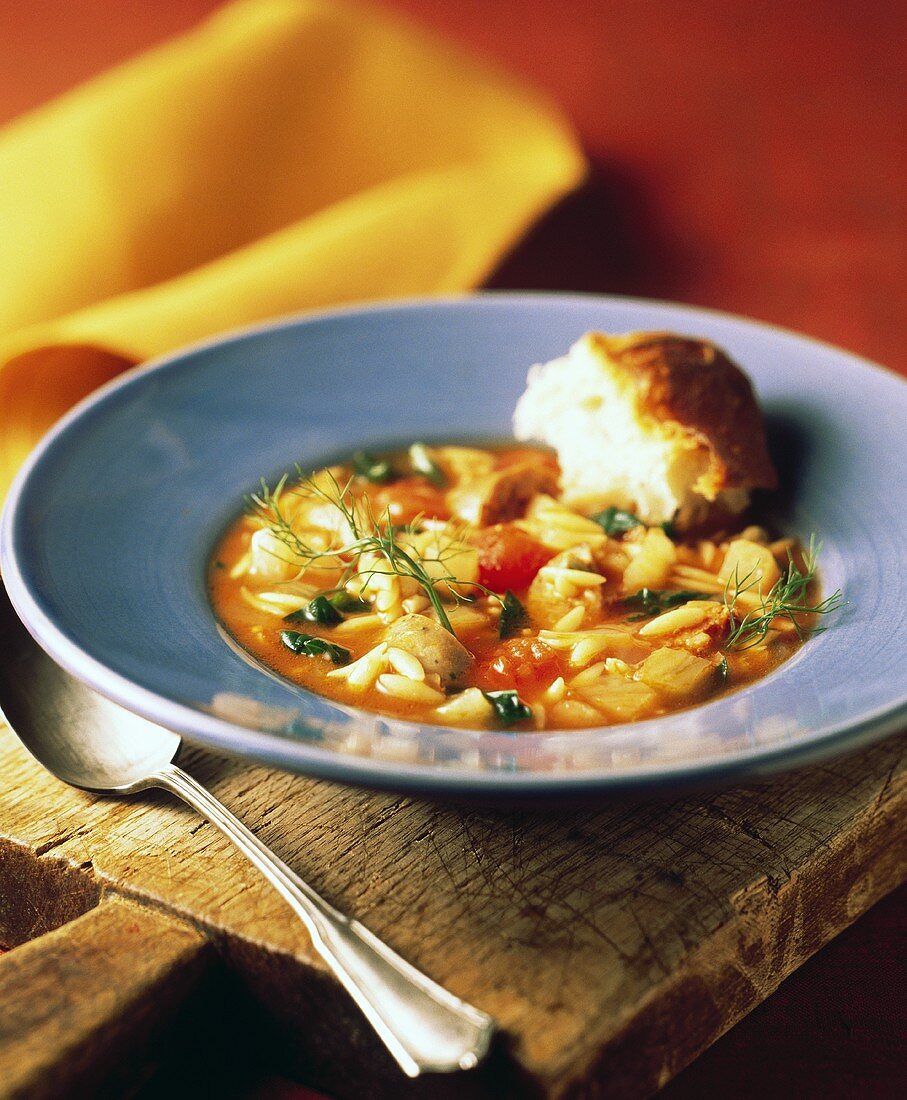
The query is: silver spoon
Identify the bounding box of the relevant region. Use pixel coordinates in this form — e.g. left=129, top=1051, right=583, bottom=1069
left=0, top=584, right=494, bottom=1077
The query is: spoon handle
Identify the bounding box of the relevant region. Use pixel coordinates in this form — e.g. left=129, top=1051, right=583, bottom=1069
left=153, top=763, right=494, bottom=1077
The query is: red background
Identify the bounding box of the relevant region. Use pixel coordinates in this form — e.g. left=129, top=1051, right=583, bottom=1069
left=1, top=2, right=903, bottom=1095
left=1, top=0, right=903, bottom=375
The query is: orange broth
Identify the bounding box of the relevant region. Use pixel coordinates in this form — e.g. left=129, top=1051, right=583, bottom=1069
left=209, top=444, right=810, bottom=731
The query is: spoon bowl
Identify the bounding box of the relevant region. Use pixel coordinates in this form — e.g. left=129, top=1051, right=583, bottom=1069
left=0, top=600, right=179, bottom=792
left=0, top=582, right=494, bottom=1077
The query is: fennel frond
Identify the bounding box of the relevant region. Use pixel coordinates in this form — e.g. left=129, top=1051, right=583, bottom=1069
left=723, top=537, right=843, bottom=650
left=248, top=468, right=482, bottom=635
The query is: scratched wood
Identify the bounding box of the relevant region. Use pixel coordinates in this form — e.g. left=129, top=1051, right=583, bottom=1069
left=0, top=718, right=903, bottom=1098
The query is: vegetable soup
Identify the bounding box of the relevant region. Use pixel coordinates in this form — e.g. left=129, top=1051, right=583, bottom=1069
left=209, top=443, right=840, bottom=731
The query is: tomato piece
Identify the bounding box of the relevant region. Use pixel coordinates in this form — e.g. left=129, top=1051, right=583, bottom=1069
left=472, top=524, right=553, bottom=591
left=475, top=638, right=562, bottom=692
left=368, top=478, right=450, bottom=525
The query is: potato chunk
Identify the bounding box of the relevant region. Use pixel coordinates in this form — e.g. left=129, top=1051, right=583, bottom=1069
left=622, top=527, right=676, bottom=592
left=575, top=674, right=657, bottom=721
left=384, top=614, right=473, bottom=688
left=525, top=546, right=606, bottom=629
left=719, top=538, right=781, bottom=593
left=249, top=528, right=298, bottom=581
left=636, top=647, right=716, bottom=701
left=397, top=530, right=479, bottom=597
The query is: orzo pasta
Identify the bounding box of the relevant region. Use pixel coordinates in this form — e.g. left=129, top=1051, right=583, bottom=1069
left=209, top=441, right=840, bottom=731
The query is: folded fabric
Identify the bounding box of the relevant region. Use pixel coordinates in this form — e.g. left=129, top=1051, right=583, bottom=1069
left=0, top=0, right=585, bottom=497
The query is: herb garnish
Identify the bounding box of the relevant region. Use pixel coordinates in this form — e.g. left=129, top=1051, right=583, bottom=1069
left=409, top=442, right=446, bottom=486
left=482, top=689, right=533, bottom=725
left=590, top=507, right=643, bottom=536
left=284, top=595, right=344, bottom=626
left=352, top=450, right=394, bottom=483
left=249, top=470, right=486, bottom=636
left=724, top=538, right=843, bottom=650
left=279, top=631, right=351, bottom=665
left=623, top=588, right=710, bottom=621
left=499, top=590, right=529, bottom=639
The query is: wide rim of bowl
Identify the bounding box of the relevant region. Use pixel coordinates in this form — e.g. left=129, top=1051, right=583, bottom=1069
left=2, top=291, right=906, bottom=795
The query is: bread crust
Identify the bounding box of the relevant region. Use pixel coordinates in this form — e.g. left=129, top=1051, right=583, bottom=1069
left=586, top=332, right=777, bottom=497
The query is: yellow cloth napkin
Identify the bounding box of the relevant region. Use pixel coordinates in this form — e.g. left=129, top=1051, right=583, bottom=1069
left=0, top=0, right=584, bottom=497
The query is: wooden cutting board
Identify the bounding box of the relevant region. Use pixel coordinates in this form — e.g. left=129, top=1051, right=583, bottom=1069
left=0, top=718, right=903, bottom=1099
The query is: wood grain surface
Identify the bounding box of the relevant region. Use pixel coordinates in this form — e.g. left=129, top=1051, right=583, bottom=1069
left=0, top=1, right=905, bottom=1097
left=0, top=720, right=904, bottom=1097
left=0, top=896, right=208, bottom=1099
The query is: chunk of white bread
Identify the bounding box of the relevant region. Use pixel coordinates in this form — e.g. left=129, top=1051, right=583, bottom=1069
left=513, top=332, right=777, bottom=529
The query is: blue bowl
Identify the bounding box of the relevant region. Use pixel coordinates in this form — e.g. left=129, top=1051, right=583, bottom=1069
left=3, top=294, right=906, bottom=795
